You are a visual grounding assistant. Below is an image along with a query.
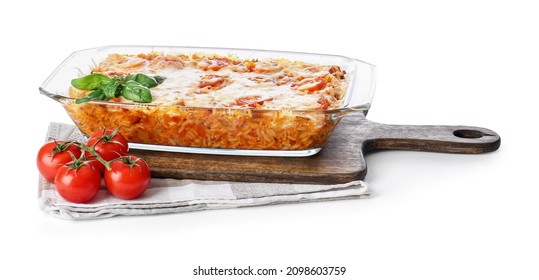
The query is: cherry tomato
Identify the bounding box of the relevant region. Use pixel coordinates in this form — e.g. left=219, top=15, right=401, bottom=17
left=55, top=164, right=101, bottom=203
left=104, top=156, right=151, bottom=200
left=85, top=159, right=104, bottom=174
left=37, top=141, right=82, bottom=182
left=86, top=129, right=129, bottom=172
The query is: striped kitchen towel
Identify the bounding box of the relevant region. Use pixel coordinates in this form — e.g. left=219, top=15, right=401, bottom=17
left=38, top=123, right=371, bottom=220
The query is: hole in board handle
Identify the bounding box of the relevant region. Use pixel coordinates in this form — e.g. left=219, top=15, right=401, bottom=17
left=453, top=129, right=484, bottom=139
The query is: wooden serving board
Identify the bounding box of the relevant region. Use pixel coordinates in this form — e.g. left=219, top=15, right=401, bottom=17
left=131, top=113, right=500, bottom=184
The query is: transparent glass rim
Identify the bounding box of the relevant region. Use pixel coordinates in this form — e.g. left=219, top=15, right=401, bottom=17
left=39, top=87, right=371, bottom=116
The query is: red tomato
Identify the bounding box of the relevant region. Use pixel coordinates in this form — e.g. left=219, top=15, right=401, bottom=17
left=54, top=164, right=101, bottom=203
left=86, top=159, right=106, bottom=174
left=197, top=74, right=226, bottom=89
left=235, top=96, right=273, bottom=108
left=104, top=156, right=151, bottom=200
left=37, top=141, right=82, bottom=182
left=317, top=97, right=330, bottom=110
left=200, top=58, right=230, bottom=71
left=86, top=129, right=129, bottom=172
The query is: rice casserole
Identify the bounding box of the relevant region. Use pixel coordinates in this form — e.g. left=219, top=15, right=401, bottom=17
left=65, top=52, right=350, bottom=150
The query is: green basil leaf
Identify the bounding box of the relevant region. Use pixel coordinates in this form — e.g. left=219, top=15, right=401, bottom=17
left=90, top=88, right=106, bottom=99
left=116, top=84, right=125, bottom=96
left=102, top=80, right=121, bottom=99
left=122, top=81, right=152, bottom=103
left=154, top=75, right=166, bottom=85
left=75, top=96, right=92, bottom=104
left=75, top=88, right=106, bottom=104
left=124, top=74, right=158, bottom=88
left=71, top=74, right=112, bottom=90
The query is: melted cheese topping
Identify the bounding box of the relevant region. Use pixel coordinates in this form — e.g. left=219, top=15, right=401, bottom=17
left=81, top=52, right=348, bottom=110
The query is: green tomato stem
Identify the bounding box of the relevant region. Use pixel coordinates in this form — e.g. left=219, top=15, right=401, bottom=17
left=76, top=143, right=112, bottom=171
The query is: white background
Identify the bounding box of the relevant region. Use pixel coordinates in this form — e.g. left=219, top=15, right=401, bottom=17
left=1, top=0, right=537, bottom=279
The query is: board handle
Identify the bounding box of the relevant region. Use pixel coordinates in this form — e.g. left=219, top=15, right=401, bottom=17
left=361, top=120, right=501, bottom=154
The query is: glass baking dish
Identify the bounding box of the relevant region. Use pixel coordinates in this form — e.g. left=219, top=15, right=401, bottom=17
left=39, top=46, right=376, bottom=156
